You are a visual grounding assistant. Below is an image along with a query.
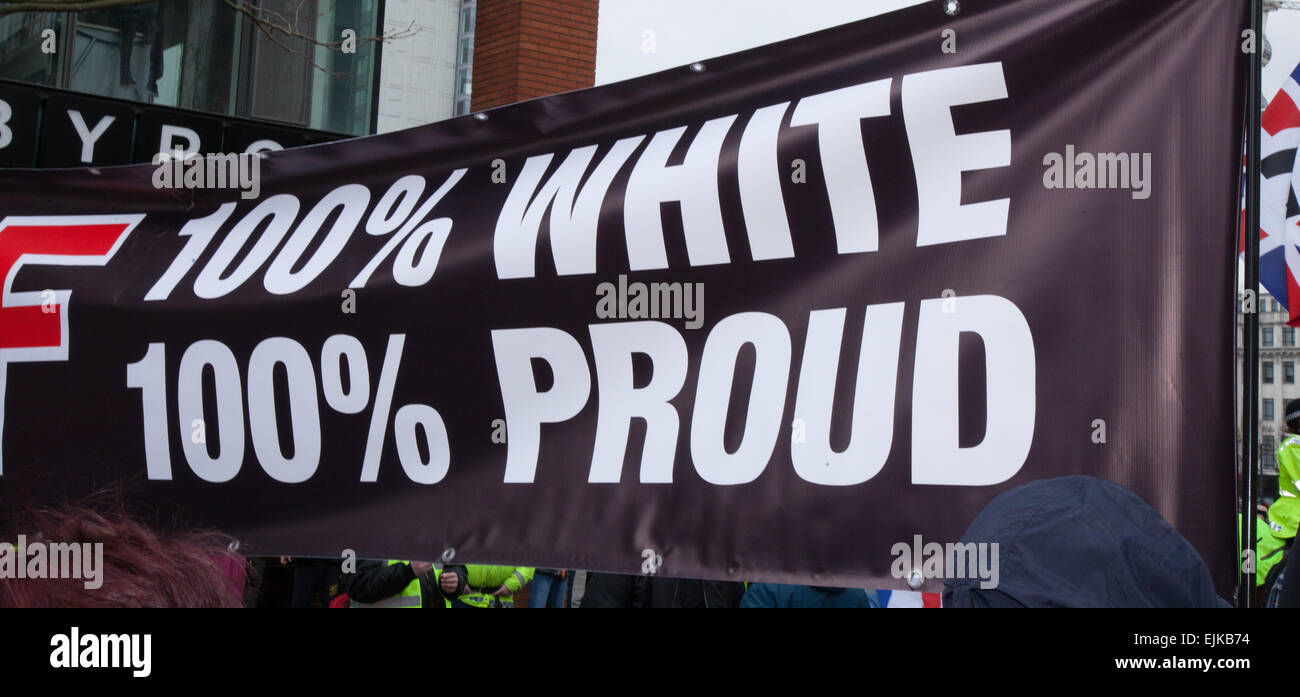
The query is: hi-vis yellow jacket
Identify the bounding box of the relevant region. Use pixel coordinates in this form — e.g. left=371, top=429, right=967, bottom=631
left=454, top=565, right=534, bottom=608
left=1258, top=434, right=1300, bottom=586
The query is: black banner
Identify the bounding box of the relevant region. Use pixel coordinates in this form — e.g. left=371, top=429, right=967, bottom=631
left=0, top=0, right=1247, bottom=593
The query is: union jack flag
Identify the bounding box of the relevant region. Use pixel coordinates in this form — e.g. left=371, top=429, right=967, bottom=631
left=1244, top=60, right=1300, bottom=325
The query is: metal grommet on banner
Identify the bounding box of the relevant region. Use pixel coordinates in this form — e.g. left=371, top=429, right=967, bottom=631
left=906, top=568, right=925, bottom=589
left=441, top=547, right=455, bottom=562
left=689, top=62, right=706, bottom=73
left=943, top=0, right=960, bottom=16
left=227, top=540, right=240, bottom=554
left=471, top=112, right=489, bottom=122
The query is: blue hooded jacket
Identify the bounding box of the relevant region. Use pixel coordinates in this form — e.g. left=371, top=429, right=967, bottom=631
left=942, top=476, right=1228, bottom=608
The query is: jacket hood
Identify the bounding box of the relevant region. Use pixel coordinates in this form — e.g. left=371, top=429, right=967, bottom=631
left=942, top=476, right=1228, bottom=608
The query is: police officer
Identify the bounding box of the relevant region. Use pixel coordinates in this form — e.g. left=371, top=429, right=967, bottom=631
left=344, top=560, right=461, bottom=608
left=1258, top=399, right=1300, bottom=596
left=443, top=564, right=534, bottom=608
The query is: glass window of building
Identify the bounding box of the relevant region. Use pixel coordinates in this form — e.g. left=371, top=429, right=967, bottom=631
left=1287, top=327, right=1296, bottom=346
left=67, top=3, right=234, bottom=113
left=247, top=0, right=379, bottom=135
left=1265, top=361, right=1275, bottom=383
left=1265, top=398, right=1275, bottom=421
left=1264, top=435, right=1277, bottom=467
left=0, top=1, right=380, bottom=135
left=0, top=12, right=66, bottom=85
left=1286, top=361, right=1295, bottom=384
left=1265, top=327, right=1274, bottom=346
left=454, top=0, right=475, bottom=117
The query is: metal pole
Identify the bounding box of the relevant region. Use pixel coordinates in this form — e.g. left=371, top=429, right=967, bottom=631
left=1240, top=0, right=1264, bottom=609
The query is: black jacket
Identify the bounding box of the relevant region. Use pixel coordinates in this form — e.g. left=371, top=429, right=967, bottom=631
left=343, top=560, right=444, bottom=608
left=580, top=573, right=745, bottom=608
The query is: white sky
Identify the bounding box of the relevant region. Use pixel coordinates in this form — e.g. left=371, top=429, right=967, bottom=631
left=596, top=0, right=1300, bottom=97
left=595, top=0, right=929, bottom=85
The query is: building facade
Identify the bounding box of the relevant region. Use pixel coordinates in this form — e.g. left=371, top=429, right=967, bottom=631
left=1239, top=291, right=1293, bottom=498
left=0, top=0, right=595, bottom=167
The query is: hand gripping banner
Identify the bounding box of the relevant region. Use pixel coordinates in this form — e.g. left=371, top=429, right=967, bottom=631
left=0, top=0, right=1247, bottom=592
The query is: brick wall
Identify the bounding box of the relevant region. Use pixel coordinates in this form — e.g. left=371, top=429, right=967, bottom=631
left=471, top=0, right=598, bottom=112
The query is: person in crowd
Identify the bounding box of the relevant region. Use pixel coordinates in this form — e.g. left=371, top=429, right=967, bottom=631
left=280, top=555, right=343, bottom=608
left=580, top=572, right=745, bottom=608
left=344, top=560, right=460, bottom=608
left=942, top=475, right=1228, bottom=607
left=0, top=504, right=245, bottom=608
left=1256, top=504, right=1290, bottom=602
left=441, top=564, right=534, bottom=608
left=741, top=583, right=880, bottom=608
left=529, top=568, right=568, bottom=608
left=1267, top=564, right=1289, bottom=607
left=1258, top=400, right=1300, bottom=597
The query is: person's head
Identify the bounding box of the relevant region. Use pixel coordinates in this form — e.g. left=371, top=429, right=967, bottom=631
left=942, top=476, right=1227, bottom=608
left=1285, top=399, right=1300, bottom=434
left=0, top=504, right=244, bottom=608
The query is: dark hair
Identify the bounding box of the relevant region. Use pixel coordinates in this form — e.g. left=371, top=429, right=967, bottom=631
left=0, top=505, right=245, bottom=608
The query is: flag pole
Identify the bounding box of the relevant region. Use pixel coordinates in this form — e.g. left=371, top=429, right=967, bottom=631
left=1240, top=0, right=1264, bottom=609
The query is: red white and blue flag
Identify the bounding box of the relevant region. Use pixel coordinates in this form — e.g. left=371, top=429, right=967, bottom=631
left=1246, top=60, right=1300, bottom=325
left=875, top=589, right=942, bottom=608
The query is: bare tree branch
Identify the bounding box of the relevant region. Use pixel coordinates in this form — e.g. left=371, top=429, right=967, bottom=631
left=222, top=0, right=420, bottom=53
left=223, top=0, right=422, bottom=78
